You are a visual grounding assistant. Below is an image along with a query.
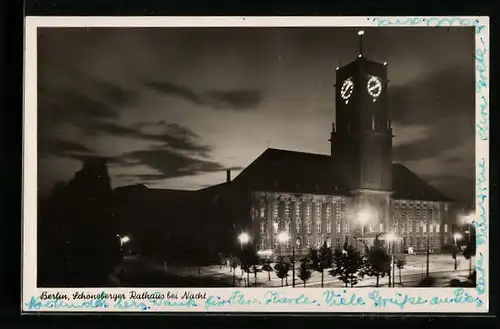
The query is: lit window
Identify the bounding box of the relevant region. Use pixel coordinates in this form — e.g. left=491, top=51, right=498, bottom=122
left=444, top=224, right=448, bottom=233
left=379, top=223, right=384, bottom=232
left=327, top=222, right=332, bottom=233
left=307, top=222, right=311, bottom=234
left=436, top=224, right=440, bottom=233
left=260, top=240, right=266, bottom=250
left=344, top=224, right=349, bottom=233
left=317, top=224, right=322, bottom=233
left=429, top=224, right=434, bottom=233
left=408, top=222, right=413, bottom=233
left=336, top=223, right=341, bottom=233
left=260, top=222, right=266, bottom=234
left=423, top=224, right=427, bottom=233
left=306, top=236, right=312, bottom=248
left=273, top=222, right=278, bottom=233
left=260, top=206, right=265, bottom=219
left=416, top=224, right=420, bottom=233
left=327, top=240, right=331, bottom=247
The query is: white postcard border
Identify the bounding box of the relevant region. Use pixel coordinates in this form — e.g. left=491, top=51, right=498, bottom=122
left=22, top=16, right=490, bottom=313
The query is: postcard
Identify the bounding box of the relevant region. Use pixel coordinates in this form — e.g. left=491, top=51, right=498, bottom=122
left=22, top=16, right=489, bottom=313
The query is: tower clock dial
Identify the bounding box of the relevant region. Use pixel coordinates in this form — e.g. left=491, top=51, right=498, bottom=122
left=341, top=79, right=354, bottom=101
left=367, top=76, right=382, bottom=98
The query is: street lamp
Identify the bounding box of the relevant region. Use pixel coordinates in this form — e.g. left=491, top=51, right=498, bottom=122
left=238, top=232, right=250, bottom=250
left=358, top=210, right=370, bottom=248
left=453, top=232, right=462, bottom=271
left=277, top=231, right=295, bottom=287
left=386, top=232, right=397, bottom=288
left=463, top=215, right=474, bottom=275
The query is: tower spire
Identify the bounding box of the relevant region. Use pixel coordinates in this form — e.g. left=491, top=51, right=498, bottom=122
left=358, top=30, right=364, bottom=57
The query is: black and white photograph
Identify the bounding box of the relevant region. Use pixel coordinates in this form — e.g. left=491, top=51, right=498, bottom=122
left=34, top=24, right=478, bottom=290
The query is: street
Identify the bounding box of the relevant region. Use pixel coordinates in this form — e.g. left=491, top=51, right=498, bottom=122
left=110, top=254, right=474, bottom=288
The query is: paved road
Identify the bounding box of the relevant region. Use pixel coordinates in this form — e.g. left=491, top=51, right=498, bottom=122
left=119, top=254, right=475, bottom=288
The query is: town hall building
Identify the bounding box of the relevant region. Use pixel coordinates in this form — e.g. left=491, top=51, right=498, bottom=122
left=113, top=32, right=457, bottom=262
left=213, top=32, right=456, bottom=257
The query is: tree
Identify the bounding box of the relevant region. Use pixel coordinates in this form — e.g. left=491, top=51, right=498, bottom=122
left=230, top=257, right=239, bottom=286
left=251, top=264, right=262, bottom=285
left=329, top=242, right=364, bottom=287
left=297, top=257, right=313, bottom=287
left=396, top=259, right=406, bottom=286
left=274, top=256, right=291, bottom=287
left=261, top=258, right=273, bottom=281
left=309, top=242, right=333, bottom=288
left=362, top=238, right=391, bottom=287
left=239, top=245, right=259, bottom=287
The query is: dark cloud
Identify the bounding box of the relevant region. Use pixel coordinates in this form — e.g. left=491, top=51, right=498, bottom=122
left=87, top=120, right=212, bottom=156
left=204, top=90, right=261, bottom=110
left=119, top=148, right=243, bottom=180
left=392, top=64, right=474, bottom=163
left=38, top=137, right=94, bottom=160
left=38, top=86, right=119, bottom=129
left=145, top=81, right=262, bottom=110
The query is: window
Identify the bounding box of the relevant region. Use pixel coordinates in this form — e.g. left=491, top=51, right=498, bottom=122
left=260, top=205, right=265, bottom=219
left=260, top=221, right=266, bottom=234
left=423, top=224, right=427, bottom=233
left=444, top=224, right=448, bottom=233
left=327, top=240, right=331, bottom=247
left=372, top=115, right=376, bottom=130
left=416, top=224, right=420, bottom=233
left=260, top=239, right=266, bottom=250
left=379, top=223, right=384, bottom=232
left=327, top=222, right=332, bottom=233
left=306, top=236, right=312, bottom=248
left=436, top=224, right=440, bottom=233
left=317, top=223, right=322, bottom=233
left=429, top=223, right=434, bottom=233
left=336, top=237, right=341, bottom=246
left=344, top=224, right=349, bottom=233
left=444, top=235, right=448, bottom=244
left=273, top=222, right=278, bottom=234
left=307, top=222, right=312, bottom=234
left=408, top=222, right=413, bottom=233
left=336, top=223, right=341, bottom=233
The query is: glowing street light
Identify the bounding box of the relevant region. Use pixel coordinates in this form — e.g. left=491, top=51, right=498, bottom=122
left=453, top=232, right=462, bottom=271
left=238, top=232, right=250, bottom=249
left=357, top=210, right=371, bottom=245
left=120, top=236, right=130, bottom=244
left=385, top=232, right=397, bottom=287
left=277, top=231, right=290, bottom=244
left=462, top=214, right=475, bottom=275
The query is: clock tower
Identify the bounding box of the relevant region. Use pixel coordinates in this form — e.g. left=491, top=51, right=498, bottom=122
left=329, top=30, right=394, bottom=237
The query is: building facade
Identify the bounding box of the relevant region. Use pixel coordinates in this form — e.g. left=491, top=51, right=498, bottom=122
left=242, top=40, right=455, bottom=256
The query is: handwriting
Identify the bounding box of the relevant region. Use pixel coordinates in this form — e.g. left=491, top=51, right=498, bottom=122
left=324, top=290, right=365, bottom=307
left=476, top=252, right=486, bottom=295
left=476, top=158, right=488, bottom=246
left=115, top=297, right=149, bottom=311
left=205, top=291, right=260, bottom=309
left=476, top=38, right=488, bottom=94
left=368, top=291, right=426, bottom=309
left=264, top=291, right=316, bottom=306
left=430, top=289, right=483, bottom=308
left=25, top=296, right=109, bottom=310
left=371, top=17, right=485, bottom=34
left=149, top=298, right=198, bottom=307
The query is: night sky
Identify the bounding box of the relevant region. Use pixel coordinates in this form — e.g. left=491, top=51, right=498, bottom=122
left=37, top=26, right=475, bottom=206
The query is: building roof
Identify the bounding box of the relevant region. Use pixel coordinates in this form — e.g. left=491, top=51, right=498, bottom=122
left=232, top=148, right=452, bottom=202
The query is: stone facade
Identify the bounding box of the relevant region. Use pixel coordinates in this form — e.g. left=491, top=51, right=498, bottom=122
left=251, top=191, right=452, bottom=256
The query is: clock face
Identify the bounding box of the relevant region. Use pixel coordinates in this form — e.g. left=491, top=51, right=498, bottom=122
left=367, top=76, right=382, bottom=98
left=341, top=79, right=354, bottom=101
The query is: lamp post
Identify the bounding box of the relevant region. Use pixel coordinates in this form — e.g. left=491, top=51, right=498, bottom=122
left=117, top=235, right=130, bottom=280
left=237, top=232, right=250, bottom=287
left=277, top=231, right=292, bottom=286
left=453, top=233, right=462, bottom=271
left=464, top=215, right=474, bottom=276
left=358, top=210, right=370, bottom=251
left=386, top=233, right=397, bottom=288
